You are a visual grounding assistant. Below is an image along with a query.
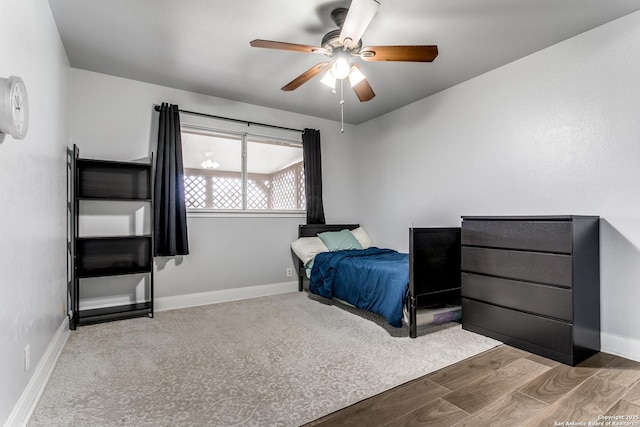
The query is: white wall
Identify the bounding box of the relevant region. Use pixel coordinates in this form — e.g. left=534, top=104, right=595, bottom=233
left=70, top=69, right=358, bottom=302
left=6, top=7, right=637, bottom=424
left=355, top=11, right=640, bottom=360
left=0, top=0, right=71, bottom=424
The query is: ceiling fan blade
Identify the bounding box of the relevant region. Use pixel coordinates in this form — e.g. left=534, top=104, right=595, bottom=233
left=281, top=62, right=331, bottom=91
left=339, top=0, right=380, bottom=48
left=250, top=39, right=328, bottom=54
left=360, top=45, right=439, bottom=62
left=352, top=77, right=375, bottom=102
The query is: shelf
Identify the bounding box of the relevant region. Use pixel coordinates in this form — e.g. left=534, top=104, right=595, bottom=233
left=77, top=197, right=152, bottom=202
left=77, top=302, right=153, bottom=326
left=77, top=266, right=153, bottom=279
left=77, top=235, right=152, bottom=239
left=76, top=236, right=152, bottom=278
left=77, top=158, right=151, bottom=199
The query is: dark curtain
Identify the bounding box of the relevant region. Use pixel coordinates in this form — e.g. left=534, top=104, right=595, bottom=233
left=154, top=103, right=189, bottom=256
left=302, top=128, right=326, bottom=224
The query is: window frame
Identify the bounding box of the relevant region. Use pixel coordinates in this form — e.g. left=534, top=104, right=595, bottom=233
left=181, top=124, right=306, bottom=217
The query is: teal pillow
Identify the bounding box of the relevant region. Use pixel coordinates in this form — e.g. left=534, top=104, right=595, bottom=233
left=317, top=229, right=363, bottom=251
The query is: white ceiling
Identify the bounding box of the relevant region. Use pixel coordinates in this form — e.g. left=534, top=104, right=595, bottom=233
left=48, top=0, right=640, bottom=125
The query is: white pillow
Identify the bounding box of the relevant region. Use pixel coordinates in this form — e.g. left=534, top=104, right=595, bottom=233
left=350, top=227, right=374, bottom=249
left=291, top=237, right=329, bottom=266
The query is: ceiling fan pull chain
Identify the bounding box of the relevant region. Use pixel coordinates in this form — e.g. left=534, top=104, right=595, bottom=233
left=340, top=79, right=345, bottom=133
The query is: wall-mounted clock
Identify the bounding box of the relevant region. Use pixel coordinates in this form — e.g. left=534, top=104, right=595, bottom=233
left=0, top=76, right=29, bottom=140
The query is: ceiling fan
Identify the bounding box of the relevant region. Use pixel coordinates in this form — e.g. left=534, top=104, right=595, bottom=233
left=249, top=0, right=438, bottom=102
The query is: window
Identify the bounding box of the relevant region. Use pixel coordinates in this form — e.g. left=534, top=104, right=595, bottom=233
left=181, top=127, right=305, bottom=212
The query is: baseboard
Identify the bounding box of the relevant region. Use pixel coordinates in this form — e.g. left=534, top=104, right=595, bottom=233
left=601, top=332, right=640, bottom=362
left=5, top=317, right=70, bottom=427
left=155, top=281, right=299, bottom=312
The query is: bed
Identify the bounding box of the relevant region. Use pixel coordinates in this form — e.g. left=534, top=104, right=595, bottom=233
left=293, top=224, right=462, bottom=338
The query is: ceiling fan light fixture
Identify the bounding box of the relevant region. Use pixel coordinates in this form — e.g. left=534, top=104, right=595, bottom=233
left=348, top=66, right=366, bottom=87
left=331, top=57, right=351, bottom=80
left=200, top=159, right=220, bottom=169
left=320, top=70, right=337, bottom=89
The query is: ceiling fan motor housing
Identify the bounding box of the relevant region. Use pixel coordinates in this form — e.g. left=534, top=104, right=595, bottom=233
left=321, top=30, right=362, bottom=54
left=322, top=8, right=363, bottom=54
left=330, top=8, right=348, bottom=27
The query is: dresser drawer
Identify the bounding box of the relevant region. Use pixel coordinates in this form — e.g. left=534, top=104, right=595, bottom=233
left=462, top=220, right=572, bottom=253
left=462, top=246, right=572, bottom=287
left=462, top=299, right=573, bottom=355
left=461, top=273, right=573, bottom=321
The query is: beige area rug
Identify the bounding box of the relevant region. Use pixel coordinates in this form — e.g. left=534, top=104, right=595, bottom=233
left=28, top=292, right=500, bottom=427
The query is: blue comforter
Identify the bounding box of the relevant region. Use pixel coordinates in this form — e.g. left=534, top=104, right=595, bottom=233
left=308, top=248, right=409, bottom=327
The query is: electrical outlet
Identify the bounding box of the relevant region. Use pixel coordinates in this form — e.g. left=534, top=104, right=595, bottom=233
left=286, top=268, right=293, bottom=278
left=24, top=345, right=30, bottom=372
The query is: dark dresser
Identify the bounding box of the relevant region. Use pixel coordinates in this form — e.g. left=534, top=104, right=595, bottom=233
left=461, top=216, right=600, bottom=365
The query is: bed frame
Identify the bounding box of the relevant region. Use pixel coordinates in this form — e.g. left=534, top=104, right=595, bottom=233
left=297, top=224, right=462, bottom=338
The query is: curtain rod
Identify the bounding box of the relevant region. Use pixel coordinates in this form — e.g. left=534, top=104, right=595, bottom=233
left=154, top=105, right=304, bottom=133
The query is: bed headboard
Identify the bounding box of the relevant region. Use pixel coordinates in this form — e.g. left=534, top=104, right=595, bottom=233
left=298, top=224, right=360, bottom=238
left=296, top=224, right=359, bottom=291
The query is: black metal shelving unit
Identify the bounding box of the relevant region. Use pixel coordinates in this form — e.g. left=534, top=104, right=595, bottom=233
left=69, top=144, right=154, bottom=329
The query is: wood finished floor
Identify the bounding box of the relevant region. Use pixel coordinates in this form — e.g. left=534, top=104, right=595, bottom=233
left=304, top=345, right=640, bottom=427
